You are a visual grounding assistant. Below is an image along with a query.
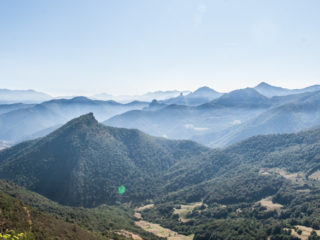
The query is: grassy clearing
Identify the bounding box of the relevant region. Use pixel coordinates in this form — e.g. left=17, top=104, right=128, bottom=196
left=115, top=230, right=143, bottom=240
left=309, top=170, right=320, bottom=181
left=286, top=225, right=320, bottom=240
left=258, top=196, right=283, bottom=212
left=173, top=202, right=203, bottom=222
left=134, top=212, right=142, bottom=219
left=135, top=204, right=154, bottom=212
left=259, top=168, right=306, bottom=185
left=135, top=220, right=193, bottom=240
left=134, top=204, right=194, bottom=239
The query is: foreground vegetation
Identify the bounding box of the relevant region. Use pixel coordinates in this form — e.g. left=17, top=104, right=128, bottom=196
left=0, top=181, right=163, bottom=240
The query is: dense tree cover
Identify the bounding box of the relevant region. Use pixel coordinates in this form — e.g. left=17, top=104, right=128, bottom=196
left=0, top=190, right=112, bottom=240
left=2, top=114, right=320, bottom=209
left=0, top=180, right=163, bottom=240
left=0, top=113, right=210, bottom=207
left=141, top=177, right=320, bottom=239
left=138, top=127, right=320, bottom=239
left=1, top=114, right=320, bottom=238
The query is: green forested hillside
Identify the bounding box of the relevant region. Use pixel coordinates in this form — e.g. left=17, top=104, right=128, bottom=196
left=140, top=129, right=320, bottom=239
left=0, top=189, right=108, bottom=240
left=0, top=113, right=209, bottom=207
left=1, top=113, right=320, bottom=239
left=0, top=180, right=163, bottom=240
left=158, top=128, right=320, bottom=207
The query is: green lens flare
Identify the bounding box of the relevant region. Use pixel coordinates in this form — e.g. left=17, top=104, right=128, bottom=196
left=118, top=185, right=126, bottom=194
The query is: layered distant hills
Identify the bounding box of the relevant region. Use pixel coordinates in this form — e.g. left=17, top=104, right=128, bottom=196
left=93, top=90, right=191, bottom=103
left=255, top=82, right=320, bottom=97
left=106, top=86, right=320, bottom=147
left=0, top=89, right=52, bottom=104
left=1, top=82, right=320, bottom=149
left=0, top=97, right=148, bottom=143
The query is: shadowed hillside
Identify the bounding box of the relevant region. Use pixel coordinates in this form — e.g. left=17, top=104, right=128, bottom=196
left=0, top=113, right=209, bottom=207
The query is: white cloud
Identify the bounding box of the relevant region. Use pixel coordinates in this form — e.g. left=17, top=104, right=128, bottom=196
left=185, top=123, right=209, bottom=131
left=232, top=120, right=241, bottom=125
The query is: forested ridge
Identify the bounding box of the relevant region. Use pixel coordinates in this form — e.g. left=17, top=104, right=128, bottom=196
left=1, top=113, right=320, bottom=239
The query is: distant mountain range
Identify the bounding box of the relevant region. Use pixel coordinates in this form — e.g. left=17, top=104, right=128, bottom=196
left=203, top=87, right=270, bottom=108
left=93, top=90, right=191, bottom=103
left=1, top=82, right=320, bottom=147
left=2, top=82, right=320, bottom=105
left=254, top=82, right=320, bottom=97
left=0, top=103, right=34, bottom=115
left=195, top=90, right=320, bottom=147
left=103, top=88, right=269, bottom=142
left=105, top=86, right=320, bottom=147
left=0, top=97, right=148, bottom=143
left=161, top=86, right=222, bottom=106
left=0, top=89, right=52, bottom=104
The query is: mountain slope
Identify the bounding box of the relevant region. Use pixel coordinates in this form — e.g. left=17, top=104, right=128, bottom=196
left=201, top=90, right=320, bottom=147
left=203, top=88, right=271, bottom=108
left=0, top=103, right=34, bottom=115
left=255, top=82, right=320, bottom=97
left=0, top=113, right=209, bottom=207
left=0, top=180, right=162, bottom=240
left=130, top=127, right=320, bottom=240
left=162, top=126, right=320, bottom=204
left=0, top=104, right=64, bottom=142
left=0, top=189, right=106, bottom=240
left=3, top=112, right=320, bottom=207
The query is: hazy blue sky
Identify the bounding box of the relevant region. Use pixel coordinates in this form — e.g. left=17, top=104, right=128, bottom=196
left=0, top=0, right=320, bottom=96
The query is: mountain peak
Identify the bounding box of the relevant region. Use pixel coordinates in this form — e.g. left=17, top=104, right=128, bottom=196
left=0, top=114, right=208, bottom=207
left=69, top=96, right=92, bottom=103
left=57, top=113, right=98, bottom=132
left=254, top=82, right=291, bottom=97
left=71, top=112, right=97, bottom=124
left=150, top=99, right=160, bottom=106
left=255, top=82, right=272, bottom=88
left=203, top=88, right=270, bottom=108
left=193, top=86, right=218, bottom=94
left=228, top=87, right=264, bottom=96
left=196, top=86, right=212, bottom=91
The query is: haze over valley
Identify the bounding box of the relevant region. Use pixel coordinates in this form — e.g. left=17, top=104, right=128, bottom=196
left=1, top=0, right=320, bottom=239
